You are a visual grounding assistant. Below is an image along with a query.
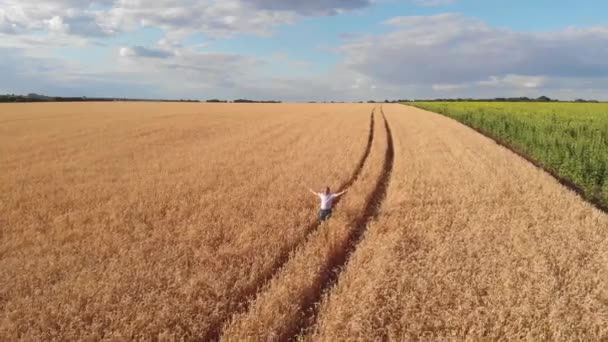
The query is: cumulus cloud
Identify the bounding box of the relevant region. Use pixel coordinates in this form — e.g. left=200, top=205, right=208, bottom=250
left=119, top=46, right=176, bottom=59
left=113, top=42, right=265, bottom=94
left=0, top=0, right=376, bottom=40
left=0, top=1, right=115, bottom=36
left=0, top=10, right=20, bottom=33
left=242, top=0, right=371, bottom=15
left=477, top=75, right=546, bottom=89
left=340, top=13, right=608, bottom=90
left=0, top=47, right=160, bottom=98
left=3, top=4, right=608, bottom=102
left=0, top=43, right=268, bottom=99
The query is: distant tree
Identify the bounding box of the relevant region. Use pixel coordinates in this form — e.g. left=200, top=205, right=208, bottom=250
left=233, top=99, right=281, bottom=103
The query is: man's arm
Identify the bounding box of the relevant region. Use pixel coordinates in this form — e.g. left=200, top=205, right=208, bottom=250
left=308, top=188, right=319, bottom=196
left=334, top=189, right=348, bottom=197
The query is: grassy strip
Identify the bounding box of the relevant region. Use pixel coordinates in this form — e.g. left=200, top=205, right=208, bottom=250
left=409, top=102, right=608, bottom=209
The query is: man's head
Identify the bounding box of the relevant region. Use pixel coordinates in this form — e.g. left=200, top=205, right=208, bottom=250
left=325, top=187, right=331, bottom=194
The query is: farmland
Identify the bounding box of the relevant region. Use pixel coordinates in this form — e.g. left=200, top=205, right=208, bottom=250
left=0, top=102, right=373, bottom=339
left=309, top=105, right=608, bottom=340
left=1, top=103, right=608, bottom=340
left=411, top=102, right=608, bottom=209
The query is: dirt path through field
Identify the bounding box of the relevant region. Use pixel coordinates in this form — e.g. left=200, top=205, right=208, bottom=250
left=203, top=107, right=378, bottom=340
left=310, top=104, right=608, bottom=340
left=291, top=107, right=395, bottom=338
left=221, top=106, right=395, bottom=341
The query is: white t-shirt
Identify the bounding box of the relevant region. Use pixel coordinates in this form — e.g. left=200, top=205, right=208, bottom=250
left=318, top=193, right=337, bottom=210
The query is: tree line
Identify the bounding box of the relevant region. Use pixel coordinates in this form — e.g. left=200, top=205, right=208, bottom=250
left=0, top=94, right=282, bottom=103
left=206, top=99, right=282, bottom=103
left=391, top=96, right=600, bottom=103
left=359, top=96, right=600, bottom=103
left=1, top=94, right=601, bottom=104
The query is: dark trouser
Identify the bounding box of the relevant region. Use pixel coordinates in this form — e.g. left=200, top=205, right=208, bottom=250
left=319, top=209, right=333, bottom=221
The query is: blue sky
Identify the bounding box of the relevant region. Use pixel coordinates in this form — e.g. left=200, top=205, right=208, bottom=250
left=1, top=0, right=608, bottom=101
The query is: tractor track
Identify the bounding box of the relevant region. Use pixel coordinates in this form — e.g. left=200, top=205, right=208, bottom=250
left=285, top=106, right=395, bottom=340
left=203, top=106, right=378, bottom=341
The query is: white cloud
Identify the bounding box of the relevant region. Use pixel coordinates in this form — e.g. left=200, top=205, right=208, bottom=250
left=338, top=13, right=608, bottom=98
left=106, top=1, right=296, bottom=39
left=432, top=83, right=466, bottom=91
left=429, top=75, right=546, bottom=94
left=46, top=16, right=67, bottom=32
left=0, top=31, right=90, bottom=54
left=477, top=75, right=546, bottom=89
left=0, top=0, right=376, bottom=40
left=119, top=46, right=176, bottom=59
left=3, top=5, right=608, bottom=102
left=0, top=1, right=115, bottom=36
left=241, top=0, right=372, bottom=15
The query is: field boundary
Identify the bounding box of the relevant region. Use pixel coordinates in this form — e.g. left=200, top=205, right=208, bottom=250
left=204, top=106, right=378, bottom=341
left=287, top=106, right=396, bottom=340
left=407, top=104, right=608, bottom=214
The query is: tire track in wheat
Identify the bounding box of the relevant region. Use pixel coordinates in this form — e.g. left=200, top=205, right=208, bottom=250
left=219, top=107, right=394, bottom=341
left=203, top=107, right=378, bottom=341
left=290, top=106, right=395, bottom=340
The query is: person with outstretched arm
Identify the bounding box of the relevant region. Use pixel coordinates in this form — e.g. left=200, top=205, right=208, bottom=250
left=308, top=187, right=348, bottom=221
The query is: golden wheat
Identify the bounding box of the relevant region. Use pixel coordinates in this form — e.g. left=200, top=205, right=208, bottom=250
left=310, top=104, right=608, bottom=340
left=0, top=102, right=373, bottom=340
left=2, top=102, right=607, bottom=340
left=221, top=106, right=391, bottom=341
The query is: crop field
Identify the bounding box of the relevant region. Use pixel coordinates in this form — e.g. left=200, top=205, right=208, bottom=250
left=411, top=102, right=608, bottom=209
left=1, top=103, right=607, bottom=340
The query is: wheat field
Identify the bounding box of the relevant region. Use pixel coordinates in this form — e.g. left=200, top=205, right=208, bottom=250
left=1, top=102, right=607, bottom=340
left=310, top=105, right=608, bottom=340
left=0, top=102, right=372, bottom=339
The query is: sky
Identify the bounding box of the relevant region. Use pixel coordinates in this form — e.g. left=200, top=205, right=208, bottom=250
left=1, top=0, right=608, bottom=101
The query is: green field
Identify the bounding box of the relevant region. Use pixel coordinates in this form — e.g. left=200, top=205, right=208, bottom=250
left=410, top=102, right=608, bottom=209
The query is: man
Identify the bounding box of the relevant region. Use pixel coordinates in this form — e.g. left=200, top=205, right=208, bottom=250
left=308, top=187, right=348, bottom=221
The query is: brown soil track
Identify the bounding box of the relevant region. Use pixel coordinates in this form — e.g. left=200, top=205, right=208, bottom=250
left=287, top=107, right=395, bottom=340
left=220, top=106, right=395, bottom=341
left=204, top=107, right=378, bottom=341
